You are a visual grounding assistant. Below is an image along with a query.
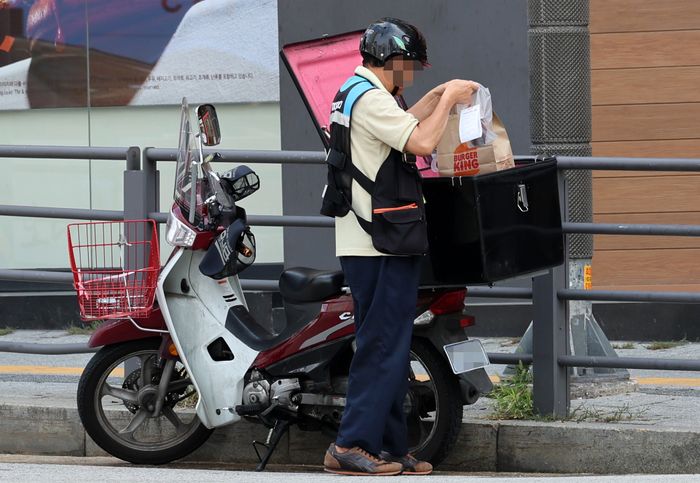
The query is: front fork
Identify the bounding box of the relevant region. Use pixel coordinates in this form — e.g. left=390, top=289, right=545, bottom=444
left=151, top=358, right=176, bottom=416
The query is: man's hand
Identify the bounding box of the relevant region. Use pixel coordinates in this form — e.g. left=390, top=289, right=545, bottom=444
left=404, top=79, right=480, bottom=156
left=443, top=79, right=479, bottom=104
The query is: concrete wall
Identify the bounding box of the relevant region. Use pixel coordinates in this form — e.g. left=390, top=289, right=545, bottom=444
left=278, top=0, right=530, bottom=269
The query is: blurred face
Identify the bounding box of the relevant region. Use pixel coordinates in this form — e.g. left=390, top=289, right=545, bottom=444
left=384, top=57, right=422, bottom=93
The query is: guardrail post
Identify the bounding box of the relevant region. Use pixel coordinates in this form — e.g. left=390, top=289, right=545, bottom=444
left=126, top=146, right=140, bottom=171
left=142, top=148, right=160, bottom=218
left=123, top=147, right=155, bottom=378
left=532, top=266, right=569, bottom=418
left=124, top=147, right=156, bottom=221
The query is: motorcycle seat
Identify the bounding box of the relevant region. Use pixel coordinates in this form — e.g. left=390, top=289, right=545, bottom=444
left=279, top=267, right=345, bottom=303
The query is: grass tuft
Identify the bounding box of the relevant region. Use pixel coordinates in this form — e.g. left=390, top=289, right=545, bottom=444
left=567, top=403, right=649, bottom=423
left=500, top=338, right=521, bottom=347
left=487, top=365, right=649, bottom=423
left=612, top=342, right=636, bottom=350
left=0, top=327, right=15, bottom=336
left=487, top=362, right=534, bottom=420
left=646, top=340, right=686, bottom=351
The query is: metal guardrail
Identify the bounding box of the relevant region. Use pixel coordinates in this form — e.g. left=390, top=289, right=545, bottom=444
left=1, top=145, right=700, bottom=418
left=0, top=145, right=139, bottom=223
left=0, top=341, right=97, bottom=355
left=0, top=145, right=141, bottom=167
left=0, top=206, right=124, bottom=221
left=143, top=147, right=327, bottom=165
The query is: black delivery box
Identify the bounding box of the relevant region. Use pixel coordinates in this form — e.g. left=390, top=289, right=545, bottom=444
left=421, top=158, right=564, bottom=285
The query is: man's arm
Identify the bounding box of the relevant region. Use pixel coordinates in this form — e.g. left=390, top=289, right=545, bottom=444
left=404, top=80, right=478, bottom=157
left=407, top=83, right=446, bottom=122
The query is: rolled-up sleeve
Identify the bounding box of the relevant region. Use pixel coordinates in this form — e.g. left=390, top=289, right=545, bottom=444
left=353, top=90, right=419, bottom=152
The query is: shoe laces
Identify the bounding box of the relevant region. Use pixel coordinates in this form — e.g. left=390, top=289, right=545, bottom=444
left=353, top=447, right=383, bottom=464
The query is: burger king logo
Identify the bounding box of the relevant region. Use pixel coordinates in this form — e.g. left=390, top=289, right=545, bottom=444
left=453, top=143, right=480, bottom=176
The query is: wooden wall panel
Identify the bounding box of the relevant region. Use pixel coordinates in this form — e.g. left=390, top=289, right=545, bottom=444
left=593, top=176, right=700, bottom=214
left=593, top=172, right=700, bottom=179
left=592, top=104, right=700, bottom=142
left=586, top=1, right=700, bottom=291
left=591, top=282, right=700, bottom=293
left=594, top=212, right=700, bottom=250
left=591, top=31, right=700, bottom=69
left=594, top=235, right=700, bottom=252
left=592, top=248, right=700, bottom=285
left=592, top=67, right=700, bottom=106
left=592, top=140, right=700, bottom=160
left=591, top=0, right=700, bottom=34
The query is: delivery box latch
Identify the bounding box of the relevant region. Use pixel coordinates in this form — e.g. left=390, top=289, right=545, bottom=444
left=517, top=183, right=529, bottom=213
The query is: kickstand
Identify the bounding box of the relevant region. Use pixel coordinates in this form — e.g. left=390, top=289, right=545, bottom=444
left=252, top=419, right=291, bottom=472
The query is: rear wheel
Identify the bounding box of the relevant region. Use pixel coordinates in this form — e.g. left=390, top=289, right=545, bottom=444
left=77, top=338, right=213, bottom=464
left=406, top=338, right=464, bottom=466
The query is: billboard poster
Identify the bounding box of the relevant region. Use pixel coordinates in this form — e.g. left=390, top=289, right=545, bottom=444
left=0, top=0, right=279, bottom=109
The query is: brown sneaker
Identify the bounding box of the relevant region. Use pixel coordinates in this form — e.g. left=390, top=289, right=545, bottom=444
left=324, top=444, right=403, bottom=476
left=379, top=452, right=433, bottom=475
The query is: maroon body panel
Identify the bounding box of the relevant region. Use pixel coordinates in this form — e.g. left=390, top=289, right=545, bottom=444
left=88, top=307, right=167, bottom=347
left=253, top=287, right=465, bottom=368
left=253, top=294, right=355, bottom=368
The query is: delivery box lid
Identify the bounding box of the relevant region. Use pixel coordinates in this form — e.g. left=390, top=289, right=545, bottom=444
left=281, top=31, right=364, bottom=148
left=281, top=31, right=434, bottom=174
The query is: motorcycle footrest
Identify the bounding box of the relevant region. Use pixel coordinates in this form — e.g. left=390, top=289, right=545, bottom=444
left=235, top=403, right=266, bottom=416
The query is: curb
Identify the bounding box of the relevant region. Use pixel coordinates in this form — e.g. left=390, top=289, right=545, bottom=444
left=1, top=403, right=699, bottom=474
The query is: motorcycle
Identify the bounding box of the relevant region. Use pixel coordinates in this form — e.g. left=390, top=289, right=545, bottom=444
left=71, top=98, right=492, bottom=470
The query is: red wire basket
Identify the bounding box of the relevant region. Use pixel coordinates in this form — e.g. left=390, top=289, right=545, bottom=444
left=67, top=220, right=160, bottom=321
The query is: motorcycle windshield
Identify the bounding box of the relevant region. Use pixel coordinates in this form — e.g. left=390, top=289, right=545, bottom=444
left=174, top=97, right=207, bottom=225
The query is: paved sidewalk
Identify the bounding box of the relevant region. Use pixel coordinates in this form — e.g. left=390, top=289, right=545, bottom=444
left=0, top=330, right=699, bottom=474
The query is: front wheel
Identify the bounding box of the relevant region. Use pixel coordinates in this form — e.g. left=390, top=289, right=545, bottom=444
left=77, top=338, right=213, bottom=465
left=407, top=338, right=464, bottom=467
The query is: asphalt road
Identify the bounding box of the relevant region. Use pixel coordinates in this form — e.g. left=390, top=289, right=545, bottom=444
left=0, top=455, right=699, bottom=483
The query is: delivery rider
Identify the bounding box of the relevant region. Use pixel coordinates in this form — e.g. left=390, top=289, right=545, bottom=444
left=321, top=17, right=478, bottom=476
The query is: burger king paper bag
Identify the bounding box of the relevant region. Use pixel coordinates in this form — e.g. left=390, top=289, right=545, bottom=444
left=436, top=112, right=514, bottom=177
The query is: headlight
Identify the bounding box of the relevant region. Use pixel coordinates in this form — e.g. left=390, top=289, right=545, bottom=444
left=166, top=213, right=196, bottom=247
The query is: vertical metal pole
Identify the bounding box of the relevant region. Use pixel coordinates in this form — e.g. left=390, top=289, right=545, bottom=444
left=122, top=147, right=154, bottom=380
left=531, top=164, right=570, bottom=417
left=126, top=146, right=141, bottom=171
left=142, top=148, right=160, bottom=217
left=124, top=147, right=149, bottom=220
left=532, top=266, right=569, bottom=418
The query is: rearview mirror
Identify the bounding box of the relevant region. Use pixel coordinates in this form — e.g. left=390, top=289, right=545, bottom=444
left=197, top=104, right=221, bottom=146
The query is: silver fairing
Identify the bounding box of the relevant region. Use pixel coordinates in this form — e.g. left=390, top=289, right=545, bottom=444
left=157, top=248, right=259, bottom=428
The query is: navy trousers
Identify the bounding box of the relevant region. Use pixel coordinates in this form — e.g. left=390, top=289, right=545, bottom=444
left=335, top=255, right=422, bottom=456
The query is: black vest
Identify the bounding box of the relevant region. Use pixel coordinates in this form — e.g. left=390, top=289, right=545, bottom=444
left=320, top=75, right=428, bottom=256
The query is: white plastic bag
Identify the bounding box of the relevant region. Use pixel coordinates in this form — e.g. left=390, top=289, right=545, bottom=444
left=453, top=84, right=496, bottom=145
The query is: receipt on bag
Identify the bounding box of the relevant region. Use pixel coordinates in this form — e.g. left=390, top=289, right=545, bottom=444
left=459, top=104, right=482, bottom=143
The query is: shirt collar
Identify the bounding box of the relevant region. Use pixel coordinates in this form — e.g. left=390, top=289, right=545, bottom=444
left=354, top=65, right=389, bottom=93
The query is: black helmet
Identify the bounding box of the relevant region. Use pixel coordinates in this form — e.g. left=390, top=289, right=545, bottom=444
left=360, top=17, right=429, bottom=67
